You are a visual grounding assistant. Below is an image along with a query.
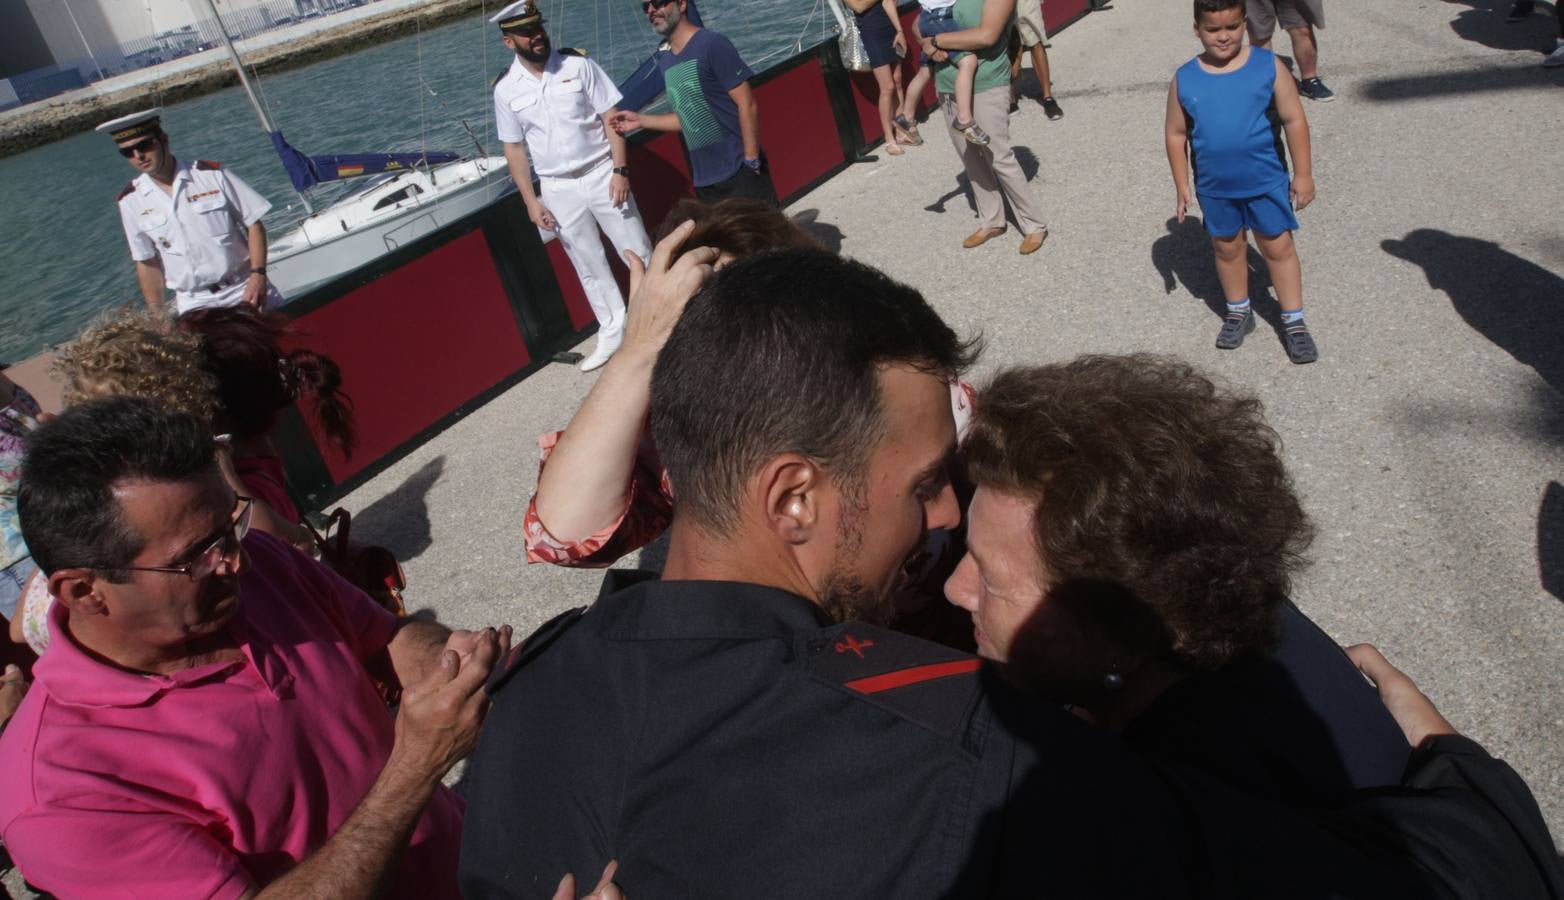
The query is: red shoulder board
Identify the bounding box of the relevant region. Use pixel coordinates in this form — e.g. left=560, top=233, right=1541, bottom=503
left=115, top=180, right=135, bottom=200
left=195, top=159, right=222, bottom=170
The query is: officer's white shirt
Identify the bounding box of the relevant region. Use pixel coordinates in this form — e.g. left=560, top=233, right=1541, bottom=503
left=492, top=52, right=622, bottom=177
left=116, top=159, right=272, bottom=295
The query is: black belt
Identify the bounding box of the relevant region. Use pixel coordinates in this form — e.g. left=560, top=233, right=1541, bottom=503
left=200, top=275, right=243, bottom=293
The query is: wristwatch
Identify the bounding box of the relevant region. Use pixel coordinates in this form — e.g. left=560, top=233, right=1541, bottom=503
left=251, top=266, right=267, bottom=276
left=612, top=166, right=630, bottom=176
left=743, top=158, right=763, bottom=172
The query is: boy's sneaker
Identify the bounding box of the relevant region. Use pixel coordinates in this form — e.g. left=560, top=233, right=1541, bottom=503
left=1544, top=40, right=1564, bottom=68
left=1507, top=1, right=1535, bottom=21
left=1041, top=96, right=1064, bottom=120
left=1298, top=77, right=1336, bottom=101
left=1215, top=309, right=1256, bottom=349
left=1283, top=321, right=1319, bottom=364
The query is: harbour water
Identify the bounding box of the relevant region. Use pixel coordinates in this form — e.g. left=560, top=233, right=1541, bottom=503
left=0, top=0, right=833, bottom=362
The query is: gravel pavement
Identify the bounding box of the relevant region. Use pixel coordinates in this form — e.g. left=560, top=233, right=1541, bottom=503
left=330, top=0, right=1564, bottom=844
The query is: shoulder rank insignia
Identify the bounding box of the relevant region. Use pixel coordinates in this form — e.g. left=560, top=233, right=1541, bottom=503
left=559, top=46, right=588, bottom=57
left=808, top=622, right=983, bottom=738
left=116, top=180, right=135, bottom=201
left=492, top=67, right=510, bottom=89
left=194, top=159, right=221, bottom=170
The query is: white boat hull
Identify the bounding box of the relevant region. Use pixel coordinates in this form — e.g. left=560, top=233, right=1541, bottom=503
left=267, top=156, right=515, bottom=299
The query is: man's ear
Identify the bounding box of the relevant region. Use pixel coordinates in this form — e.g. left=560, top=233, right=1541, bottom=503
left=50, top=569, right=107, bottom=616
left=757, top=453, right=823, bottom=544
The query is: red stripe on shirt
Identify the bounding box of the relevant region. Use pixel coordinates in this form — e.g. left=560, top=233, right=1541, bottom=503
left=845, top=659, right=981, bottom=694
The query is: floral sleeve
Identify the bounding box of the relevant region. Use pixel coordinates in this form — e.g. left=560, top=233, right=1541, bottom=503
left=522, top=430, right=675, bottom=568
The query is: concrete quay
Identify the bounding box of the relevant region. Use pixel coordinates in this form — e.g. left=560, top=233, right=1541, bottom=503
left=327, top=0, right=1564, bottom=840
left=0, top=0, right=486, bottom=158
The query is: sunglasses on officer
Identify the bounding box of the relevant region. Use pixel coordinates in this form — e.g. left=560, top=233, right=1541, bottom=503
left=642, top=0, right=676, bottom=12
left=118, top=137, right=159, bottom=158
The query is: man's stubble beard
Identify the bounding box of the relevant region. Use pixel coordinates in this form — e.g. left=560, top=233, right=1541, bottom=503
left=818, top=485, right=899, bottom=627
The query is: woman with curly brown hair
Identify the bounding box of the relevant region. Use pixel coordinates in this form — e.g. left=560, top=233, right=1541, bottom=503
left=946, top=353, right=1410, bottom=805
left=12, top=311, right=330, bottom=653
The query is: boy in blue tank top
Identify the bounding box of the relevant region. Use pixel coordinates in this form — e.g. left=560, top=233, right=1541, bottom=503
left=1165, top=0, right=1318, bottom=364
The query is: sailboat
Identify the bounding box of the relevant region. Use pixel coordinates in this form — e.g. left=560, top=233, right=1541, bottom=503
left=214, top=0, right=721, bottom=298
left=194, top=0, right=512, bottom=299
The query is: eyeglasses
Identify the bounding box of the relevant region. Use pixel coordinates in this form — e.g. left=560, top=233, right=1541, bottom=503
left=511, top=24, right=546, bottom=36
left=118, top=137, right=159, bottom=158
left=108, top=497, right=252, bottom=582
left=642, top=0, right=675, bottom=12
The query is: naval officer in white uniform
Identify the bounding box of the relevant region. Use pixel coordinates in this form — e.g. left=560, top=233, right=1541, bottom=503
left=101, top=109, right=283, bottom=316
left=491, top=0, right=652, bottom=372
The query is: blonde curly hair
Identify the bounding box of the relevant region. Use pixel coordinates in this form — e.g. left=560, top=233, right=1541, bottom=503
left=54, top=309, right=218, bottom=423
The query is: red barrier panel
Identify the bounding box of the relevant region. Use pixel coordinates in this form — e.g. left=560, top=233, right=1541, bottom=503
left=1045, top=0, right=1091, bottom=31
left=627, top=132, right=694, bottom=238
left=287, top=230, right=531, bottom=483
left=754, top=61, right=845, bottom=200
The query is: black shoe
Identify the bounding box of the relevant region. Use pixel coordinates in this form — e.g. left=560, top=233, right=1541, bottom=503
left=1215, top=309, right=1255, bottom=349
left=1284, top=321, right=1319, bottom=364
left=1298, top=77, right=1335, bottom=101
left=1041, top=96, right=1064, bottom=120
left=1507, top=1, right=1535, bottom=22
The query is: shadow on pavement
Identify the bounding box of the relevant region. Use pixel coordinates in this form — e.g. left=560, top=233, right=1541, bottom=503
left=1382, top=229, right=1564, bottom=394
left=1361, top=62, right=1562, bottom=101
left=347, top=454, right=446, bottom=562
left=1442, top=0, right=1559, bottom=53
left=1540, top=480, right=1564, bottom=601
left=789, top=209, right=845, bottom=253
left=1150, top=215, right=1287, bottom=332
left=1382, top=229, right=1564, bottom=601
left=924, top=145, right=1040, bottom=219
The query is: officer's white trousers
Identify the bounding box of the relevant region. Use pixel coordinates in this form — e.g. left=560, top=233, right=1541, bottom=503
left=539, top=159, right=652, bottom=345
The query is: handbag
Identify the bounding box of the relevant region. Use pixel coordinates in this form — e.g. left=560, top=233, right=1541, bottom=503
left=827, top=0, right=872, bottom=72
left=306, top=507, right=408, bottom=617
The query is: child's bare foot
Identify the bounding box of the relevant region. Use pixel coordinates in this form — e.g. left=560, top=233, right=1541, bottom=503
left=886, top=141, right=905, bottom=156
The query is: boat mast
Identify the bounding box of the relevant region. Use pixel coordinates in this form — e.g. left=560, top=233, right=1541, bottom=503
left=196, top=0, right=315, bottom=214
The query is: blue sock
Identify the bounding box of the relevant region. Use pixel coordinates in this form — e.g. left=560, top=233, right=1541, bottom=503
left=1227, top=298, right=1251, bottom=315
left=1281, top=307, right=1305, bottom=325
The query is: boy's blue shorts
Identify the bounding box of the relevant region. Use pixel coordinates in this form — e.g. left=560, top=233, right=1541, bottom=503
left=1198, top=183, right=1299, bottom=238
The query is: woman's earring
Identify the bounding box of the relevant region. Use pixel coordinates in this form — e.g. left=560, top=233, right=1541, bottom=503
left=1102, top=666, right=1125, bottom=692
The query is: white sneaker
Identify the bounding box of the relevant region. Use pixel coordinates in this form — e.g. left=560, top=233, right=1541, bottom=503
left=1545, top=41, right=1564, bottom=68
left=578, top=339, right=618, bottom=372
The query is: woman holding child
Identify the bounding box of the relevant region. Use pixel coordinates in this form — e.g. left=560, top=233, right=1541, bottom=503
left=916, top=0, right=1049, bottom=255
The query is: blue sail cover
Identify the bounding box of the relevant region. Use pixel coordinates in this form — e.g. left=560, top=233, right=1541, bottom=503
left=269, top=131, right=459, bottom=193
left=616, top=0, right=702, bottom=112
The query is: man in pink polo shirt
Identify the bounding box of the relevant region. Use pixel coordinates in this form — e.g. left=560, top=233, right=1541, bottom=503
left=0, top=397, right=509, bottom=899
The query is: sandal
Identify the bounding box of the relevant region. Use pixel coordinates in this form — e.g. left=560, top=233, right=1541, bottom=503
left=955, top=117, right=991, bottom=147
left=893, top=115, right=923, bottom=145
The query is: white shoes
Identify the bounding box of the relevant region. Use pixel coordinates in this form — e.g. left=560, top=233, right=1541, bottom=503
left=1544, top=40, right=1564, bottom=68
left=578, top=336, right=621, bottom=372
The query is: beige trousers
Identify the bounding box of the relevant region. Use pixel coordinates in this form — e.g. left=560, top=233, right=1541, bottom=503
left=940, top=85, right=1047, bottom=236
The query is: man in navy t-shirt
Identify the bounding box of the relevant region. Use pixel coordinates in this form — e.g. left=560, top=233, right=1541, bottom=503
left=608, top=0, right=778, bottom=206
